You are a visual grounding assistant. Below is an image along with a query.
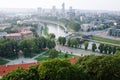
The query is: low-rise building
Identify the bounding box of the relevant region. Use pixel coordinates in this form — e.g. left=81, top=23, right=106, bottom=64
left=108, top=25, right=120, bottom=37
left=5, top=31, right=33, bottom=40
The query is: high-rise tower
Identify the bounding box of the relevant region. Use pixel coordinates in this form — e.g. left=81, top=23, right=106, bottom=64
left=62, top=3, right=65, bottom=16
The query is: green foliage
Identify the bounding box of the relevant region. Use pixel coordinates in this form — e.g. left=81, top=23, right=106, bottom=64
left=92, top=36, right=120, bottom=45
left=47, top=39, right=56, bottom=49
left=2, top=53, right=120, bottom=80
left=1, top=68, right=28, bottom=80
left=4, top=28, right=18, bottom=33
left=49, top=33, right=56, bottom=40
left=35, top=36, right=47, bottom=49
left=76, top=54, right=120, bottom=80
left=0, top=39, right=18, bottom=58
left=112, top=46, right=117, bottom=54
left=98, top=43, right=104, bottom=53
left=92, top=43, right=97, bottom=52
left=49, top=48, right=59, bottom=59
left=67, top=38, right=78, bottom=48
left=108, top=46, right=112, bottom=54
left=0, top=59, right=9, bottom=65
left=35, top=51, right=74, bottom=61
left=18, top=39, right=35, bottom=56
left=84, top=41, right=89, bottom=50
left=64, top=53, right=68, bottom=58
left=0, top=36, right=56, bottom=58
left=69, top=21, right=81, bottom=32
left=38, top=59, right=84, bottom=80
left=27, top=65, right=39, bottom=80
left=58, top=36, right=66, bottom=46
left=43, top=23, right=49, bottom=37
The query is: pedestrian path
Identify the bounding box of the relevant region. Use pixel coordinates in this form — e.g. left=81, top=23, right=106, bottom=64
left=0, top=57, right=12, bottom=62
left=3, top=51, right=47, bottom=65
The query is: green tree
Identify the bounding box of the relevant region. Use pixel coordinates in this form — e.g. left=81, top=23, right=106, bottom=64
left=92, top=43, right=97, bottom=52
left=108, top=46, right=112, bottom=54
left=1, top=68, right=28, bottom=80
left=18, top=39, right=35, bottom=57
left=38, top=59, right=84, bottom=80
left=67, top=39, right=71, bottom=47
left=103, top=45, right=108, bottom=54
left=49, top=33, right=55, bottom=40
left=35, top=36, right=47, bottom=49
left=47, top=39, right=56, bottom=49
left=58, top=36, right=62, bottom=45
left=98, top=43, right=104, bottom=53
left=49, top=48, right=59, bottom=59
left=84, top=41, right=89, bottom=50
left=77, top=55, right=120, bottom=80
left=27, top=65, right=39, bottom=80
left=112, top=46, right=117, bottom=54
left=64, top=53, right=68, bottom=58
left=62, top=37, right=66, bottom=46
left=58, top=37, right=66, bottom=45
left=69, top=21, right=81, bottom=32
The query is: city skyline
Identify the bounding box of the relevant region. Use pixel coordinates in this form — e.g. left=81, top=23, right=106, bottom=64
left=0, top=0, right=120, bottom=11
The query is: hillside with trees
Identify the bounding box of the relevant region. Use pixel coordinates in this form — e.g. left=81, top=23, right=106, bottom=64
left=1, top=50, right=120, bottom=80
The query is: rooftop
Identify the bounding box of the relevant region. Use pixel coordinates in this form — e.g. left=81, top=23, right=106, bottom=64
left=6, top=33, right=21, bottom=37
left=0, top=62, right=39, bottom=76
left=5, top=31, right=33, bottom=37
left=0, top=58, right=76, bottom=76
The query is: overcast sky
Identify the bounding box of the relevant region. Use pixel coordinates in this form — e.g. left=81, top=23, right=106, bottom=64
left=0, top=0, right=120, bottom=11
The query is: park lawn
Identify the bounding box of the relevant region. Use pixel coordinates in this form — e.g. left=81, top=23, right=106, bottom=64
left=92, top=36, right=120, bottom=45
left=58, top=53, right=74, bottom=58
left=0, top=59, right=9, bottom=65
left=24, top=53, right=37, bottom=58
left=35, top=52, right=75, bottom=61
left=24, top=50, right=46, bottom=58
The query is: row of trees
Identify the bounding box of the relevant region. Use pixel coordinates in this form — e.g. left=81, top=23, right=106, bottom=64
left=1, top=51, right=120, bottom=80
left=98, top=43, right=118, bottom=54
left=58, top=37, right=119, bottom=54
left=0, top=36, right=56, bottom=58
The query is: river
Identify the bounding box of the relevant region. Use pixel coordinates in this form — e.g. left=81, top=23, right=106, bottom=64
left=46, top=24, right=100, bottom=50
left=47, top=24, right=68, bottom=38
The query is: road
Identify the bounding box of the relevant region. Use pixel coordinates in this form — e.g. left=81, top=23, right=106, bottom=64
left=56, top=45, right=102, bottom=56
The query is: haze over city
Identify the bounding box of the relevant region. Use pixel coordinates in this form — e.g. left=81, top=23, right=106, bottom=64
left=0, top=0, right=120, bottom=80
left=0, top=0, right=120, bottom=11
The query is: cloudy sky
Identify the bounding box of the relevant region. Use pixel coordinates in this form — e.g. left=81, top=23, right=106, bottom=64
left=0, top=0, right=120, bottom=11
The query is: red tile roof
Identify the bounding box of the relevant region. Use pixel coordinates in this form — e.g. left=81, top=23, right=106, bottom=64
left=69, top=58, right=76, bottom=63
left=5, top=31, right=32, bottom=37
left=6, top=33, right=21, bottom=37
left=0, top=62, right=39, bottom=76
left=0, top=58, right=76, bottom=76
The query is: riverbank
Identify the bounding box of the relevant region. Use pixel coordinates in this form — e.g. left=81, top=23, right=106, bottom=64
left=42, top=23, right=49, bottom=38
left=92, top=36, right=120, bottom=46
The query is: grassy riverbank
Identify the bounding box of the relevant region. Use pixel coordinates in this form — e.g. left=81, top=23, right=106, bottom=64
left=92, top=36, right=120, bottom=45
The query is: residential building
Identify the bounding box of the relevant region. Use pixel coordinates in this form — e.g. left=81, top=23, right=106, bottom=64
left=5, top=31, right=33, bottom=40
